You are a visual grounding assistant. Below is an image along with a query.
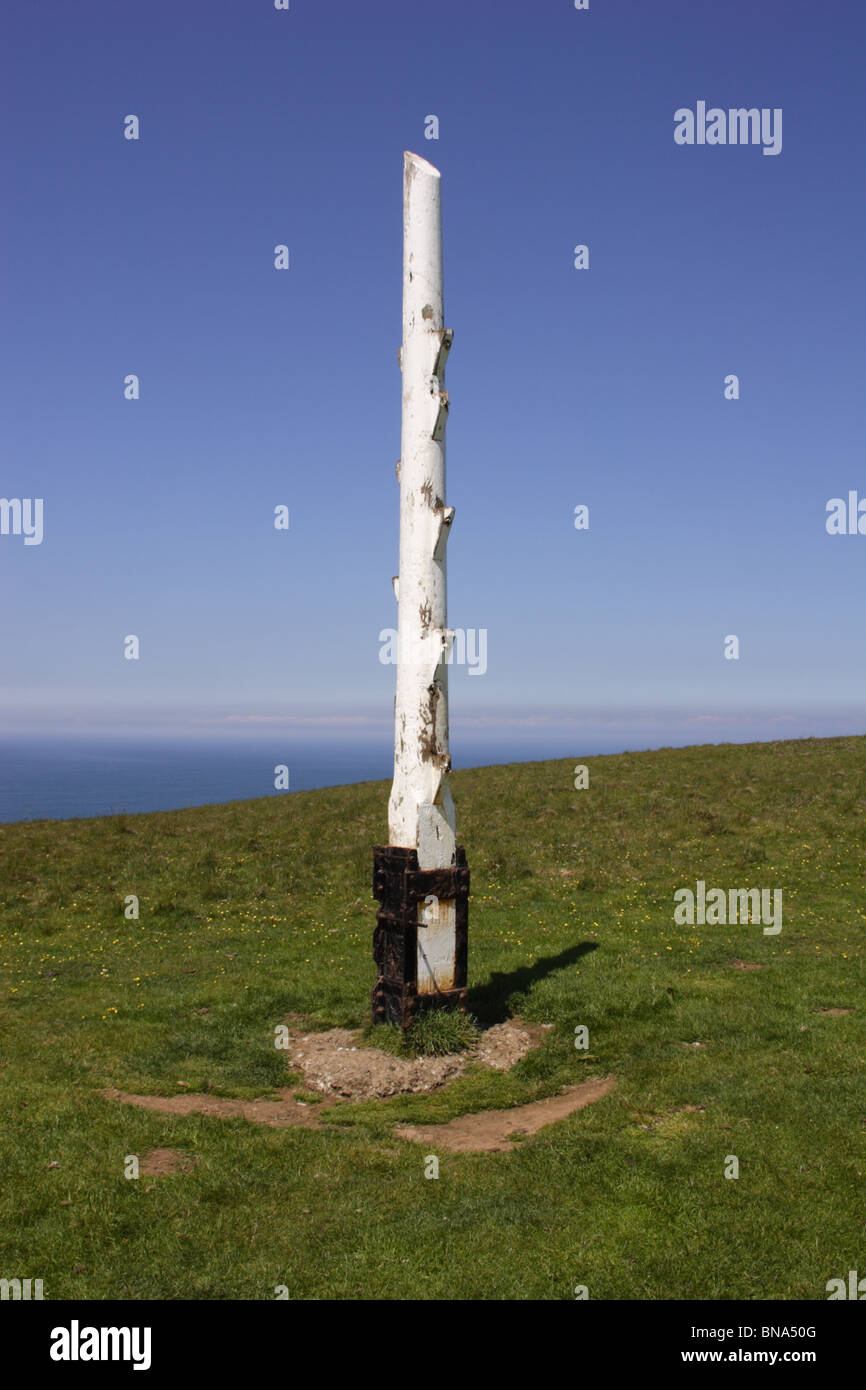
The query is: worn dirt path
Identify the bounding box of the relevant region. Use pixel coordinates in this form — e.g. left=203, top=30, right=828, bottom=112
left=396, top=1075, right=617, bottom=1152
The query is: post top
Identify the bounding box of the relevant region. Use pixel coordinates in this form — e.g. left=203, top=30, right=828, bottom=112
left=404, top=150, right=441, bottom=179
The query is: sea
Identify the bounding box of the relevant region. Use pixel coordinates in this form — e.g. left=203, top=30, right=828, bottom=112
left=0, top=731, right=581, bottom=824
left=1, top=715, right=855, bottom=824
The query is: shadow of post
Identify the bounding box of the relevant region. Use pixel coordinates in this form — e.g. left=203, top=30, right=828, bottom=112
left=467, top=942, right=599, bottom=1027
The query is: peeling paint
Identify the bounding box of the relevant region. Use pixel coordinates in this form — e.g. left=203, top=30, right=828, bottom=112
left=388, top=151, right=456, bottom=872
left=375, top=153, right=468, bottom=1030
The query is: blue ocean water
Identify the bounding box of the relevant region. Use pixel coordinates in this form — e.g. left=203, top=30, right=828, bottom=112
left=0, top=733, right=580, bottom=824
left=0, top=736, right=387, bottom=824
left=1, top=715, right=856, bottom=824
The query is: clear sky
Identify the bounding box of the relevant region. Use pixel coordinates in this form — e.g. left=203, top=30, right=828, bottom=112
left=2, top=0, right=864, bottom=750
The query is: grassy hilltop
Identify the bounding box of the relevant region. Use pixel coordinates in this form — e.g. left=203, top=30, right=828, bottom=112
left=0, top=735, right=863, bottom=1300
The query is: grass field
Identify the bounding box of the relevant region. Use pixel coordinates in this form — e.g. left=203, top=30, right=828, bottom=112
left=0, top=735, right=863, bottom=1300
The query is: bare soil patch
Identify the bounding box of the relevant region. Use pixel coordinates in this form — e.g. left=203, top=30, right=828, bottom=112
left=288, top=1016, right=548, bottom=1101
left=396, top=1075, right=616, bottom=1153
left=139, top=1147, right=199, bottom=1176
left=101, top=1086, right=326, bottom=1129
left=813, top=1006, right=854, bottom=1016
left=100, top=1017, right=555, bottom=1132
left=730, top=960, right=762, bottom=970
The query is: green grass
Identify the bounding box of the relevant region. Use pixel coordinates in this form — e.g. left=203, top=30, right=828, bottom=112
left=367, top=1009, right=481, bottom=1058
left=0, top=735, right=863, bottom=1300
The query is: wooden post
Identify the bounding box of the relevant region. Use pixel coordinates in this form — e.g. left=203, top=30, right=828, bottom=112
left=372, top=153, right=469, bottom=1030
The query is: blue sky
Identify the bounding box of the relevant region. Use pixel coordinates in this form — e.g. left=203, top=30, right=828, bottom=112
left=2, top=0, right=864, bottom=751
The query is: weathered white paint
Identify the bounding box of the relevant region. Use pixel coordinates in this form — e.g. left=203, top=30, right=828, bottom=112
left=417, top=897, right=456, bottom=994
left=387, top=151, right=456, bottom=872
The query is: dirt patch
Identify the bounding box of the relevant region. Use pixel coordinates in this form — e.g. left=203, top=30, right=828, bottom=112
left=289, top=1029, right=464, bottom=1099
left=730, top=960, right=762, bottom=970
left=101, top=1017, right=552, bottom=1127
left=813, top=1006, right=854, bottom=1016
left=473, top=1019, right=550, bottom=1070
left=139, top=1147, right=199, bottom=1176
left=395, top=1075, right=616, bottom=1153
left=101, top=1087, right=327, bottom=1129
left=288, top=1017, right=547, bottom=1101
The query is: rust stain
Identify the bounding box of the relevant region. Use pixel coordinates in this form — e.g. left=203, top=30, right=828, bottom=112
left=418, top=684, right=437, bottom=764
left=417, top=955, right=455, bottom=996
left=418, top=682, right=450, bottom=769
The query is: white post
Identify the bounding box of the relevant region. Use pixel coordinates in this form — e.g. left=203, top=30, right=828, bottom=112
left=388, top=151, right=457, bottom=875
left=372, top=152, right=468, bottom=1025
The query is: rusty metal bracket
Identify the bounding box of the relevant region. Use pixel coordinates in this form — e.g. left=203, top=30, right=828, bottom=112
left=371, top=844, right=469, bottom=1030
